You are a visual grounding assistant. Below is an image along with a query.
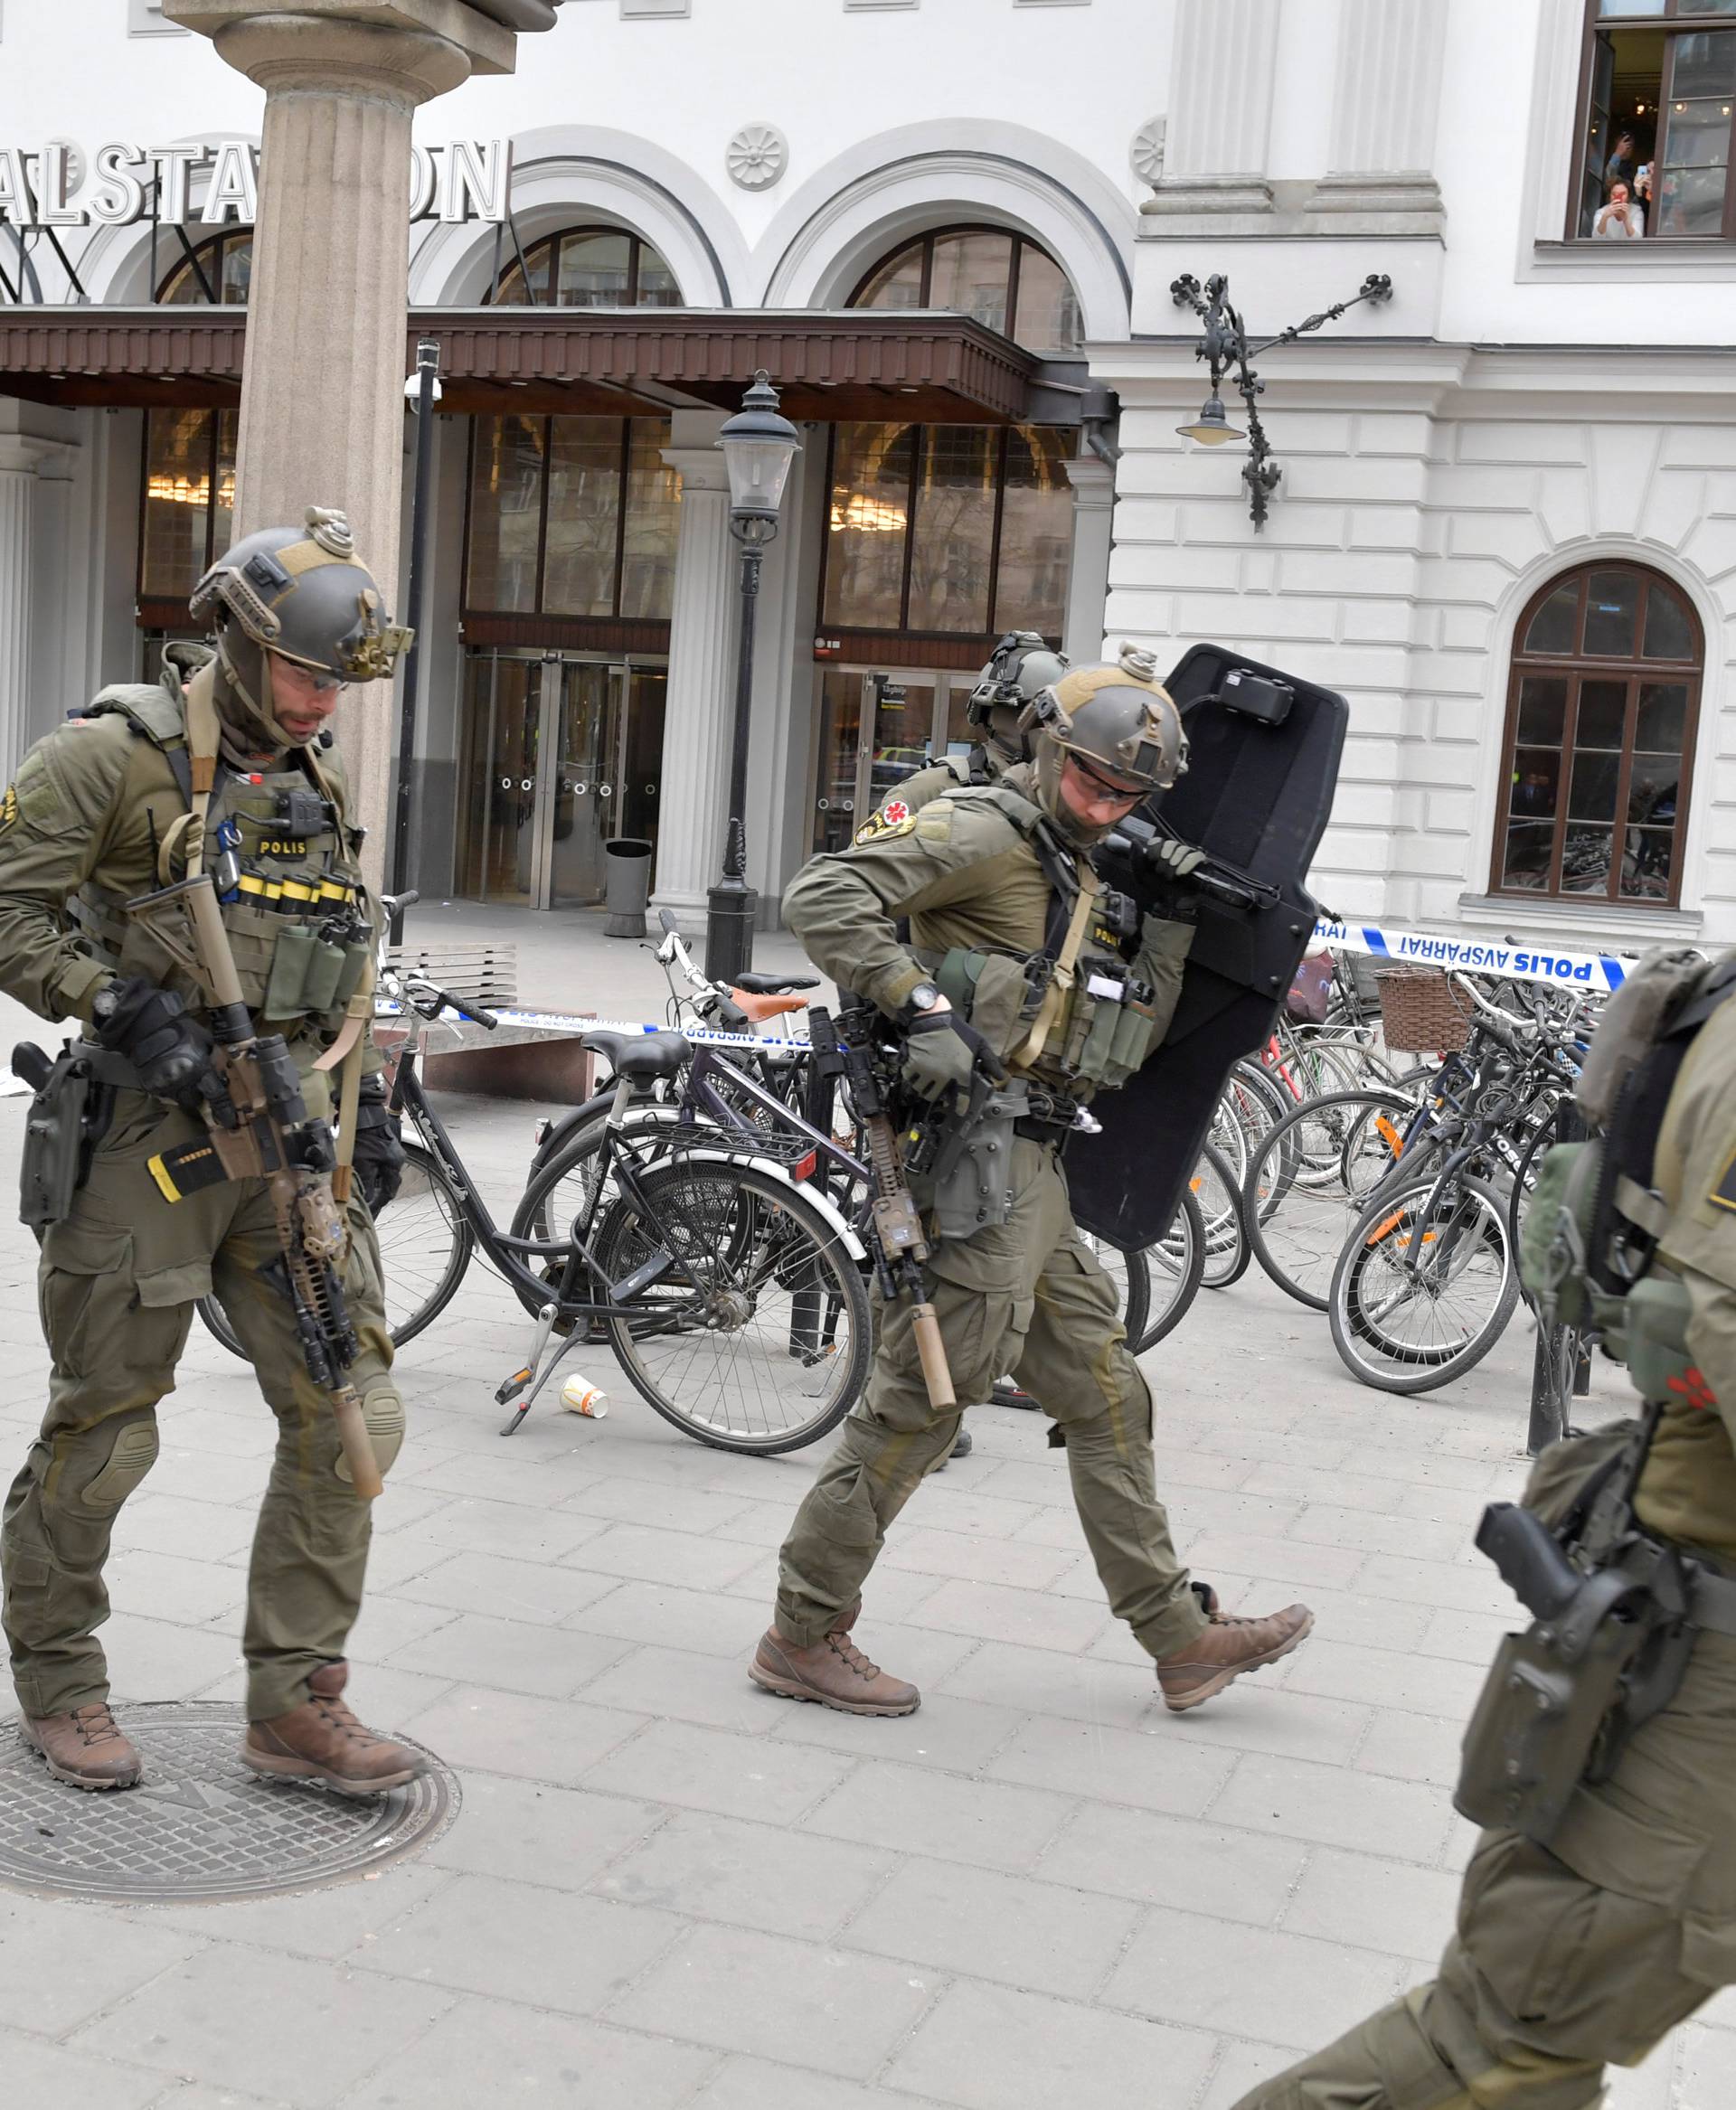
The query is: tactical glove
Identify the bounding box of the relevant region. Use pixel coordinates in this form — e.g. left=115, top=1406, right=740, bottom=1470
left=93, top=976, right=221, bottom=1112
left=351, top=1076, right=406, bottom=1216
left=1147, top=837, right=1206, bottom=882
left=900, top=1011, right=1004, bottom=1103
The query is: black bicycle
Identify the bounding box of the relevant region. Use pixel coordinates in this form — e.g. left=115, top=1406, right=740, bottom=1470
left=199, top=903, right=871, bottom=1456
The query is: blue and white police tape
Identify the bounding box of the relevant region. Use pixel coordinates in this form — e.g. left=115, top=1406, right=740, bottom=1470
left=1314, top=918, right=1631, bottom=994
left=375, top=999, right=810, bottom=1051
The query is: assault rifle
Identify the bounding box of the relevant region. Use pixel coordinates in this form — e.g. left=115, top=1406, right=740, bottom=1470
left=812, top=1004, right=956, bottom=1414
left=1096, top=811, right=1278, bottom=918
left=124, top=871, right=383, bottom=1500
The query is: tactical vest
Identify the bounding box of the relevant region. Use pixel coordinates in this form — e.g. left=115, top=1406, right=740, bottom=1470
left=924, top=783, right=1162, bottom=1094
left=66, top=683, right=373, bottom=1047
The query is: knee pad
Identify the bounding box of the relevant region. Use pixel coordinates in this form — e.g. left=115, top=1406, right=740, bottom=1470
left=79, top=1418, right=160, bottom=1510
left=335, top=1385, right=404, bottom=1485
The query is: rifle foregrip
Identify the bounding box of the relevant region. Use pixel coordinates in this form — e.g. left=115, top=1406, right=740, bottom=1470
left=910, top=1302, right=956, bottom=1411
left=331, top=1386, right=384, bottom=1501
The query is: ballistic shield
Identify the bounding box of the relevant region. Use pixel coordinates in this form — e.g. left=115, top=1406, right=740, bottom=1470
left=1066, top=644, right=1347, bottom=1248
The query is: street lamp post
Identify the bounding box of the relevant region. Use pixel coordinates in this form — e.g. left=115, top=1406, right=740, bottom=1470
left=388, top=334, right=441, bottom=944
left=1170, top=271, right=1393, bottom=529
left=704, top=372, right=801, bottom=985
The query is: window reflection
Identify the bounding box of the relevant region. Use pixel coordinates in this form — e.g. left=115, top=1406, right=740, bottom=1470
left=1498, top=564, right=1700, bottom=905
left=850, top=227, right=1085, bottom=353
left=139, top=408, right=239, bottom=597
left=822, top=421, right=1072, bottom=641
left=465, top=414, right=677, bottom=620
left=157, top=232, right=253, bottom=306
left=492, top=227, right=682, bottom=307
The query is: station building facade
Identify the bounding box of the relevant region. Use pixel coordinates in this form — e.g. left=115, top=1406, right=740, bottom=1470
left=3, top=0, right=1736, bottom=952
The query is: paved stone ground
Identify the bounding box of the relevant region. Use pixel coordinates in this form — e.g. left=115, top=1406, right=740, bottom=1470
left=1, top=907, right=1732, bottom=2107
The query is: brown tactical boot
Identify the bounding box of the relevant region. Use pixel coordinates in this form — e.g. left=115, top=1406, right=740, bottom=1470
left=1156, top=1603, right=1314, bottom=1713
left=242, top=1661, right=428, bottom=1796
left=21, top=1702, right=142, bottom=1790
left=750, top=1619, right=919, bottom=1717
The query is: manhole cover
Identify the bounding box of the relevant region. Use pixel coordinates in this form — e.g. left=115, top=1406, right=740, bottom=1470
left=0, top=1701, right=459, bottom=1904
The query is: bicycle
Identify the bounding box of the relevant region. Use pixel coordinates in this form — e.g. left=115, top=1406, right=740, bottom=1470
left=203, top=897, right=871, bottom=1456
left=1325, top=975, right=1585, bottom=1393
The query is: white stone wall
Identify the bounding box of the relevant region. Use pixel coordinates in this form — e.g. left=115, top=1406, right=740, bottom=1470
left=1103, top=347, right=1736, bottom=945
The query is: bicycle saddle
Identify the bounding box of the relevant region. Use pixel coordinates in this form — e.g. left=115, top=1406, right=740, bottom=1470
left=730, top=987, right=808, bottom=1025
left=582, top=1028, right=690, bottom=1080
left=732, top=972, right=819, bottom=995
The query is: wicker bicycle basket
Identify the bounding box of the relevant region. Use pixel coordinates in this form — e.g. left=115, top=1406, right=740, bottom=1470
left=1375, top=965, right=1474, bottom=1053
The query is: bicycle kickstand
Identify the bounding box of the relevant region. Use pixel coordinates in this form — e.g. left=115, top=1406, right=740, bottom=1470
left=495, top=1302, right=561, bottom=1436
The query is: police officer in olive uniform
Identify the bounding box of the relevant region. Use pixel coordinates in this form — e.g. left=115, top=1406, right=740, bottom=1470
left=750, top=645, right=1314, bottom=1716
left=1233, top=963, right=1736, bottom=2108
left=0, top=508, right=416, bottom=1796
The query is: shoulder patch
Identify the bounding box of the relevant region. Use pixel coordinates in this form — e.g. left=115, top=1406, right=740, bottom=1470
left=0, top=785, right=16, bottom=834
left=854, top=802, right=919, bottom=845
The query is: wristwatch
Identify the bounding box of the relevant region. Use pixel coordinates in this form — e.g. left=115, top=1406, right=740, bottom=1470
left=900, top=981, right=942, bottom=1022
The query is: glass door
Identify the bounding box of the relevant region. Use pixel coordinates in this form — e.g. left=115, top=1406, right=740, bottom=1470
left=460, top=653, right=546, bottom=905
left=618, top=666, right=667, bottom=847
left=460, top=650, right=670, bottom=908
left=809, top=667, right=952, bottom=853
left=549, top=662, right=624, bottom=908
left=863, top=673, right=937, bottom=814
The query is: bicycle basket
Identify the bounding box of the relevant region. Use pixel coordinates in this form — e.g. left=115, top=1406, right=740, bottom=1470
left=1376, top=966, right=1473, bottom=1053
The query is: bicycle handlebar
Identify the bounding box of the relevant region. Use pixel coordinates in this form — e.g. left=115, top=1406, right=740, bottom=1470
left=398, top=970, right=499, bottom=1031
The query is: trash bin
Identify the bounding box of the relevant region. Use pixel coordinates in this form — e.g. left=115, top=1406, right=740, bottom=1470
left=602, top=837, right=654, bottom=938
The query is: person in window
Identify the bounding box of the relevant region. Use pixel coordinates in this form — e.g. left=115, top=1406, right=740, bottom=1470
left=1604, top=129, right=1639, bottom=200
left=1594, top=181, right=1646, bottom=240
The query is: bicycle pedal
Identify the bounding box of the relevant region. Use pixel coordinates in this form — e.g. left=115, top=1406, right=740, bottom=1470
left=495, top=1367, right=533, bottom=1406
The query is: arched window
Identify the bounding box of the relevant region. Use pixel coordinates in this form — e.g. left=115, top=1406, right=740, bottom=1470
left=491, top=226, right=682, bottom=307
left=1494, top=561, right=1703, bottom=905
left=850, top=226, right=1082, bottom=353
left=157, top=231, right=252, bottom=305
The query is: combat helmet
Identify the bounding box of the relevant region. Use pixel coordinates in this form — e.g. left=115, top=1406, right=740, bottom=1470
left=966, top=631, right=1069, bottom=774
left=1022, top=640, right=1187, bottom=845
left=190, top=506, right=410, bottom=749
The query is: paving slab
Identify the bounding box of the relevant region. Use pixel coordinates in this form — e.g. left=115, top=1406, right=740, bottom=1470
left=0, top=909, right=1712, bottom=2106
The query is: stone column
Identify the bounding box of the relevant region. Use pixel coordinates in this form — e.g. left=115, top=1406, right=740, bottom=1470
left=0, top=437, right=39, bottom=787
left=165, top=0, right=515, bottom=886
left=651, top=418, right=738, bottom=933
left=1061, top=454, right=1116, bottom=664
left=1142, top=0, right=1280, bottom=222
left=1305, top=0, right=1447, bottom=229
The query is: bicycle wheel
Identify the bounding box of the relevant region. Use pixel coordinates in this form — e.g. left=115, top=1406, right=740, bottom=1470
left=1244, top=1088, right=1413, bottom=1310
left=599, top=1158, right=871, bottom=1455
left=1080, top=1232, right=1151, bottom=1347
left=1135, top=1185, right=1205, bottom=1351
left=1192, top=1140, right=1250, bottom=1289
left=195, top=1142, right=473, bottom=1357
left=1328, top=1173, right=1521, bottom=1394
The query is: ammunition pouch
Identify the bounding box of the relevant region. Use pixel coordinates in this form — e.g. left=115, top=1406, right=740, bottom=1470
left=14, top=1043, right=117, bottom=1229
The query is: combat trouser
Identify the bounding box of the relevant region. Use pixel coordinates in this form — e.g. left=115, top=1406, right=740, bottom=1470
left=1231, top=1625, right=1736, bottom=2109
left=775, top=1135, right=1210, bottom=1658
left=1, top=1089, right=401, bottom=1723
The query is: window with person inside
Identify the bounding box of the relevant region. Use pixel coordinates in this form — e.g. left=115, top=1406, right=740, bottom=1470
left=1575, top=5, right=1736, bottom=240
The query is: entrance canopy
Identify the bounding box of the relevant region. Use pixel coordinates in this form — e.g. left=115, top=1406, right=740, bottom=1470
left=0, top=305, right=1076, bottom=426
